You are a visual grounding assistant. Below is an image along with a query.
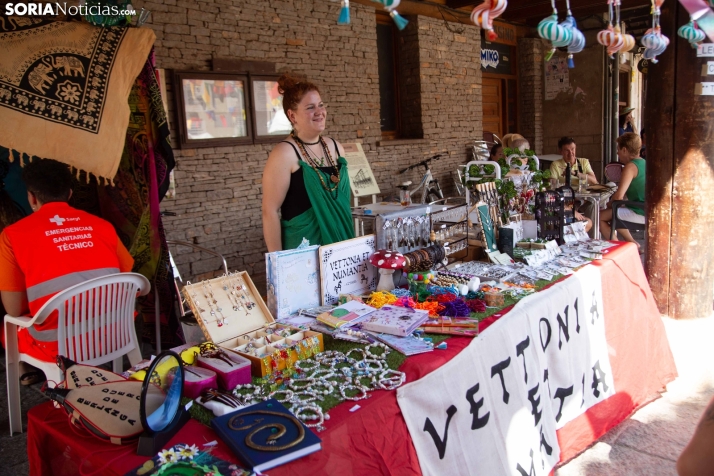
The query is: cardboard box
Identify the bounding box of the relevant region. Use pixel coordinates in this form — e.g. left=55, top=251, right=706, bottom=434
left=182, top=272, right=324, bottom=377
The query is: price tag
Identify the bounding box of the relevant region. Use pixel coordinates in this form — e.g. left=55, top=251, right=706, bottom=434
left=695, top=82, right=714, bottom=95
left=697, top=44, right=714, bottom=57
left=704, top=61, right=714, bottom=75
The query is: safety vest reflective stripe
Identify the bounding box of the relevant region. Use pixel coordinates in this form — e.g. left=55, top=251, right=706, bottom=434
left=26, top=267, right=120, bottom=302
left=27, top=325, right=58, bottom=342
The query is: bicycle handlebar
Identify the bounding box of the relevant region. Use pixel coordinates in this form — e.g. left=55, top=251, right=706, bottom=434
left=399, top=154, right=443, bottom=174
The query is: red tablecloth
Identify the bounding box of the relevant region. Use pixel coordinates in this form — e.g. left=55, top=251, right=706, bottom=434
left=26, top=243, right=676, bottom=475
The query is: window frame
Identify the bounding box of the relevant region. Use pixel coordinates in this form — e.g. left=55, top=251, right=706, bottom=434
left=173, top=70, right=253, bottom=149
left=249, top=73, right=294, bottom=144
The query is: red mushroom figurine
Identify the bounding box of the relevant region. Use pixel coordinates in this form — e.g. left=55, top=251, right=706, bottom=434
left=369, top=250, right=406, bottom=292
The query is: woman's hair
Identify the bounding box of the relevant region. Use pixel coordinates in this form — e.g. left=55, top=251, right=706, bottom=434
left=501, top=133, right=524, bottom=148
left=616, top=132, right=642, bottom=156
left=22, top=158, right=73, bottom=204
left=490, top=143, right=502, bottom=158
left=278, top=72, right=321, bottom=120
left=511, top=138, right=530, bottom=152
left=558, top=136, right=576, bottom=149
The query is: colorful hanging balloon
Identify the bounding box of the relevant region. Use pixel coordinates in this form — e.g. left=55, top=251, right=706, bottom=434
left=678, top=20, right=707, bottom=47
left=373, top=0, right=409, bottom=30
left=337, top=0, right=350, bottom=25
left=471, top=0, right=508, bottom=41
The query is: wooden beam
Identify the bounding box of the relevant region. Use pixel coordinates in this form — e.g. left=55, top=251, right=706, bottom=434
left=644, top=2, right=675, bottom=315
left=667, top=3, right=714, bottom=318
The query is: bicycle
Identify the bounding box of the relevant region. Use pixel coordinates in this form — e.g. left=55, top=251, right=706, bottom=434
left=398, top=154, right=445, bottom=204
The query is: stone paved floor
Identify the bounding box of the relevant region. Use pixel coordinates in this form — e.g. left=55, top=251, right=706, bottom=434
left=1, top=313, right=712, bottom=476
left=556, top=313, right=714, bottom=476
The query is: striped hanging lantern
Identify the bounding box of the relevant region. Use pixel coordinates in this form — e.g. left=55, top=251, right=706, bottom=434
left=640, top=0, right=669, bottom=63
left=621, top=31, right=637, bottom=52
left=337, top=0, right=350, bottom=25
left=538, top=0, right=573, bottom=62
left=641, top=27, right=669, bottom=63
left=562, top=0, right=585, bottom=68
left=471, top=0, right=508, bottom=41
left=678, top=20, right=707, bottom=47
left=373, top=0, right=409, bottom=30
left=597, top=0, right=626, bottom=58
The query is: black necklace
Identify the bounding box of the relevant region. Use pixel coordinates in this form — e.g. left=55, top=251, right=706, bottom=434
left=292, top=132, right=320, bottom=146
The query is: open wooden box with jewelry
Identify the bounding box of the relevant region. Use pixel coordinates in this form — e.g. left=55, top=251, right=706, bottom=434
left=181, top=271, right=324, bottom=377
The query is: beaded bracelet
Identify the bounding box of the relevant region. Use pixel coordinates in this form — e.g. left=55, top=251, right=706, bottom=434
left=339, top=384, right=371, bottom=401
left=292, top=403, right=327, bottom=431
left=378, top=369, right=407, bottom=390
left=364, top=342, right=390, bottom=360
left=294, top=358, right=319, bottom=373
left=266, top=389, right=294, bottom=403
left=289, top=377, right=316, bottom=392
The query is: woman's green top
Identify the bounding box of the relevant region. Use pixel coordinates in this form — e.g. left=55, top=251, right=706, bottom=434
left=281, top=156, right=354, bottom=250
left=625, top=158, right=645, bottom=216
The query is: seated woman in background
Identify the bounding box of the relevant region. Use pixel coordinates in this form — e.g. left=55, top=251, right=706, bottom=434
left=600, top=133, right=645, bottom=247
left=500, top=133, right=525, bottom=149
left=489, top=143, right=505, bottom=162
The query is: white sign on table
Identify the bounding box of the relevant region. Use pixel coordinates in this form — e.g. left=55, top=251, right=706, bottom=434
left=319, top=235, right=377, bottom=305
left=397, top=265, right=615, bottom=476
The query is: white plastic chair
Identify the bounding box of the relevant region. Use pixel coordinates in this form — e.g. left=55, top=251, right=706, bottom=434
left=5, top=272, right=150, bottom=435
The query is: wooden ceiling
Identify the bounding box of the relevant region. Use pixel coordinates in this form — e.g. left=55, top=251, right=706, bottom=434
left=445, top=0, right=653, bottom=24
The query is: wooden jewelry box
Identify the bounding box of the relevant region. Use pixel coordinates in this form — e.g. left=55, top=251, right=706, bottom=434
left=182, top=272, right=324, bottom=377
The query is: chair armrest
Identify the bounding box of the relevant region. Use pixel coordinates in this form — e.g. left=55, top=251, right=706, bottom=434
left=4, top=314, right=34, bottom=328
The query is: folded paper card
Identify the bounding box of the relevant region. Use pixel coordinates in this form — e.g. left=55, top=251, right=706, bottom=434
left=316, top=300, right=376, bottom=328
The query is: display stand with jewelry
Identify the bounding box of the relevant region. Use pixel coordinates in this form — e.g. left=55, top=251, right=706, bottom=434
left=182, top=272, right=325, bottom=378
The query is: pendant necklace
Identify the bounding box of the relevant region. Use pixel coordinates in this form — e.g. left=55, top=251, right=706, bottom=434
left=293, top=134, right=341, bottom=191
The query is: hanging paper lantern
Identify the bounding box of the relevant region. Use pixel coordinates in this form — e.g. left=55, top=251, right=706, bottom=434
left=641, top=27, right=669, bottom=63
left=620, top=32, right=636, bottom=52
left=337, top=0, right=350, bottom=25
left=538, top=13, right=573, bottom=61
left=374, top=0, right=409, bottom=30
left=678, top=20, right=706, bottom=47
left=597, top=24, right=624, bottom=57
left=471, top=0, right=508, bottom=41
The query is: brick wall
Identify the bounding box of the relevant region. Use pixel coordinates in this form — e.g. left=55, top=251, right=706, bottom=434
left=517, top=38, right=543, bottom=155
left=134, top=0, right=482, bottom=293
left=397, top=16, right=422, bottom=139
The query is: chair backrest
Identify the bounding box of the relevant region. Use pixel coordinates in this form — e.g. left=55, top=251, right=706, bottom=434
left=32, top=272, right=150, bottom=366
left=605, top=163, right=625, bottom=183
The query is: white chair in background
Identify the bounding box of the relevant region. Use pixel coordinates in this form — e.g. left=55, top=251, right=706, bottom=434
left=5, top=272, right=150, bottom=435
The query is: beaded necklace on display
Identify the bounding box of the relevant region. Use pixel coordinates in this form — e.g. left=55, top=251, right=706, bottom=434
left=221, top=274, right=243, bottom=312
left=292, top=133, right=340, bottom=194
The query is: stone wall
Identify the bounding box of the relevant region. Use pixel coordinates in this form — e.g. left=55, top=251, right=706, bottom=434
left=517, top=38, right=544, bottom=155
left=133, top=0, right=482, bottom=292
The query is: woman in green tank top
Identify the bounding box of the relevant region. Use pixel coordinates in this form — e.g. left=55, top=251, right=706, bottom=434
left=599, top=133, right=645, bottom=249
left=262, top=73, right=354, bottom=252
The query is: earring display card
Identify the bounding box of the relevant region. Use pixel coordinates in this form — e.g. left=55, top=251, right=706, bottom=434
left=181, top=272, right=325, bottom=377
left=266, top=245, right=320, bottom=320
left=319, top=235, right=377, bottom=305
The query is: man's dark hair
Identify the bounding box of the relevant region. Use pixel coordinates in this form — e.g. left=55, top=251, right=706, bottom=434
left=490, top=143, right=502, bottom=157
left=22, top=159, right=73, bottom=204
left=558, top=137, right=576, bottom=149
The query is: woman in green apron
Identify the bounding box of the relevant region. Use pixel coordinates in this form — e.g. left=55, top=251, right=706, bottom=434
left=261, top=73, right=354, bottom=251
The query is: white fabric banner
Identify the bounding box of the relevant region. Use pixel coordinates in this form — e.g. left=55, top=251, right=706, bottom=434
left=397, top=265, right=614, bottom=476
